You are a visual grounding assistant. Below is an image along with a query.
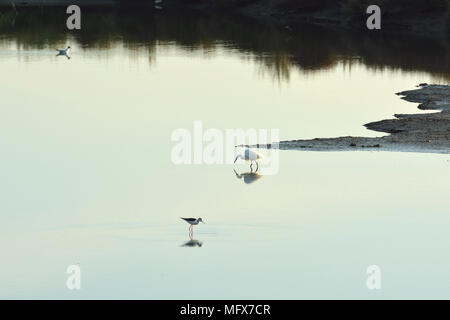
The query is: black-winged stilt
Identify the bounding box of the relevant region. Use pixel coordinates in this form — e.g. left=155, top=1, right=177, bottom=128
left=180, top=217, right=204, bottom=232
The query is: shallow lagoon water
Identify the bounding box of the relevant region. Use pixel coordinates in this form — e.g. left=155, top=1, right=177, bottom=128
left=1, top=150, right=450, bottom=299
left=1, top=11, right=450, bottom=299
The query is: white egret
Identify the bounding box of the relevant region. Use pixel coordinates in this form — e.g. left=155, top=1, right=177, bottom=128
left=234, top=148, right=262, bottom=171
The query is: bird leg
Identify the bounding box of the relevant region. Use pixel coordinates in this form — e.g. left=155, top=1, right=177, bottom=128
left=255, top=161, right=259, bottom=172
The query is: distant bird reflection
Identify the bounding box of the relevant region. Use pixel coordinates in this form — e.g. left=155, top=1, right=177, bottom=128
left=181, top=233, right=203, bottom=247
left=234, top=169, right=263, bottom=184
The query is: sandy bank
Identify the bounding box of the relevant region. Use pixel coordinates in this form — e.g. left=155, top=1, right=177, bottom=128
left=246, top=84, right=450, bottom=154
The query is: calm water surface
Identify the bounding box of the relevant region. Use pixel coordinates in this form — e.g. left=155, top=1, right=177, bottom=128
left=1, top=8, right=450, bottom=299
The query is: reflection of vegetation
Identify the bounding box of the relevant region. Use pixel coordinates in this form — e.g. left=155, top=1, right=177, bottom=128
left=0, top=6, right=449, bottom=82
left=0, top=9, right=16, bottom=29
left=204, top=0, right=449, bottom=16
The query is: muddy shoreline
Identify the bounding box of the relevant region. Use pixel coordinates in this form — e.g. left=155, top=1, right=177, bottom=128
left=245, top=84, right=450, bottom=154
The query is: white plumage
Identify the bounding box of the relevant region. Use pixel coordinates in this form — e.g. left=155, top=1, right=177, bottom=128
left=234, top=148, right=262, bottom=171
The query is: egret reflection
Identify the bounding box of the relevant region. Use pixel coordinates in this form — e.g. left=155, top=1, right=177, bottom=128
left=233, top=169, right=263, bottom=184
